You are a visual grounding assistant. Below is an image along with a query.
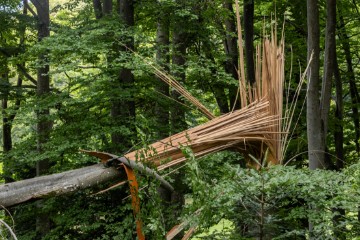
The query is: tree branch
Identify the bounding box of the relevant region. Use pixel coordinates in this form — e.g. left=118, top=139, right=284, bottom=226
left=24, top=0, right=38, bottom=18
left=0, top=48, right=37, bottom=86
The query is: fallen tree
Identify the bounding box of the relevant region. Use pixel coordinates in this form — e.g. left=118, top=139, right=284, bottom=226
left=0, top=29, right=288, bottom=210
left=0, top=164, right=122, bottom=207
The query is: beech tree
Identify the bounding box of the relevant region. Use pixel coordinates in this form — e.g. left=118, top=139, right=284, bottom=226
left=306, top=0, right=323, bottom=169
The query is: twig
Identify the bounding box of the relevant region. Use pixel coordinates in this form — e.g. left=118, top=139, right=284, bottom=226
left=0, top=220, right=18, bottom=240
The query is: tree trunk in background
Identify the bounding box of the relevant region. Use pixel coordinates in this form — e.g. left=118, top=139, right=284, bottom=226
left=208, top=57, right=230, bottom=114
left=194, top=4, right=230, bottom=114
left=334, top=56, right=343, bottom=170
left=92, top=0, right=103, bottom=19
left=339, top=2, right=360, bottom=223
left=223, top=0, right=240, bottom=110
left=322, top=1, right=345, bottom=236
left=333, top=53, right=346, bottom=239
left=111, top=0, right=135, bottom=151
left=2, top=71, right=23, bottom=184
left=32, top=0, right=51, bottom=174
left=306, top=0, right=324, bottom=170
left=243, top=0, right=255, bottom=86
left=306, top=0, right=322, bottom=234
left=2, top=72, right=13, bottom=183
left=171, top=15, right=187, bottom=133
left=103, top=0, right=112, bottom=15
left=338, top=11, right=360, bottom=156
left=320, top=0, right=336, bottom=145
left=31, top=0, right=51, bottom=237
left=155, top=2, right=170, bottom=139
left=320, top=0, right=336, bottom=168
left=204, top=46, right=229, bottom=114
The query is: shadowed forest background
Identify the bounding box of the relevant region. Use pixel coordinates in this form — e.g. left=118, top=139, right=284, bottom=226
left=1, top=0, right=360, bottom=239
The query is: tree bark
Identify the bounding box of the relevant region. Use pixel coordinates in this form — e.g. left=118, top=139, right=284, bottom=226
left=204, top=45, right=230, bottom=114
left=1, top=72, right=13, bottom=184
left=92, top=0, right=103, bottom=19
left=334, top=55, right=344, bottom=170
left=333, top=56, right=346, bottom=238
left=320, top=0, right=336, bottom=149
left=223, top=0, right=240, bottom=110
left=338, top=10, right=360, bottom=155
left=155, top=2, right=170, bottom=139
left=111, top=0, right=136, bottom=151
left=32, top=0, right=51, bottom=175
left=103, top=0, right=112, bottom=15
left=31, top=0, right=51, bottom=236
left=306, top=0, right=324, bottom=170
left=171, top=2, right=187, bottom=133
left=243, top=0, right=255, bottom=86
left=0, top=164, right=123, bottom=208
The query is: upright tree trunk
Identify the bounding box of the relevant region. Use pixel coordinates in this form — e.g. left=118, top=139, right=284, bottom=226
left=111, top=0, right=136, bottom=151
left=32, top=0, right=51, bottom=175
left=171, top=17, right=187, bottom=133
left=31, top=0, right=51, bottom=237
left=223, top=0, right=240, bottom=110
left=2, top=72, right=23, bottom=184
left=206, top=52, right=230, bottom=114
left=200, top=22, right=229, bottom=113
left=192, top=5, right=230, bottom=114
left=1, top=72, right=13, bottom=183
left=320, top=0, right=336, bottom=148
left=92, top=0, right=103, bottom=19
left=243, top=0, right=255, bottom=86
left=338, top=11, right=360, bottom=156
left=339, top=3, right=360, bottom=223
left=333, top=53, right=346, bottom=239
left=306, top=0, right=324, bottom=170
left=334, top=56, right=343, bottom=170
left=155, top=2, right=170, bottom=139
left=103, top=0, right=112, bottom=15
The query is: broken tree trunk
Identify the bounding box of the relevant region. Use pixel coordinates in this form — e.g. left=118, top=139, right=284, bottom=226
left=0, top=164, right=122, bottom=208
left=0, top=27, right=286, bottom=210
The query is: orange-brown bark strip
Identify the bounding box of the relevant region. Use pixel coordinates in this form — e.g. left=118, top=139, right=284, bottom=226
left=123, top=164, right=145, bottom=240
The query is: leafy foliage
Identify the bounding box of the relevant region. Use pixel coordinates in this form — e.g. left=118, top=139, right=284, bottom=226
left=181, top=151, right=360, bottom=239
left=1, top=0, right=360, bottom=239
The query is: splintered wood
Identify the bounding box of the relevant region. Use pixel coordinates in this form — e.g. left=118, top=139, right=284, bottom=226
left=123, top=28, right=286, bottom=169
left=125, top=98, right=280, bottom=170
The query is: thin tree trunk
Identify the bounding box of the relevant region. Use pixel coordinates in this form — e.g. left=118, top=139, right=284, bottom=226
left=320, top=0, right=336, bottom=148
left=306, top=0, right=324, bottom=170
left=196, top=7, right=229, bottom=114
left=2, top=72, right=13, bottom=184
left=31, top=0, right=51, bottom=236
left=92, top=0, right=103, bottom=19
left=111, top=0, right=136, bottom=151
left=32, top=0, right=51, bottom=175
left=306, top=0, right=322, bottom=236
left=334, top=56, right=344, bottom=170
left=103, top=0, right=112, bottom=15
left=337, top=11, right=360, bottom=156
left=155, top=2, right=170, bottom=139
left=223, top=0, right=240, bottom=110
left=171, top=21, right=187, bottom=133
left=340, top=2, right=360, bottom=222
left=243, top=0, right=255, bottom=86
left=2, top=72, right=23, bottom=184
left=204, top=48, right=229, bottom=114
left=333, top=53, right=346, bottom=239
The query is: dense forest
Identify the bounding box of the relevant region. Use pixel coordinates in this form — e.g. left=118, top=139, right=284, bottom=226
left=1, top=0, right=360, bottom=239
